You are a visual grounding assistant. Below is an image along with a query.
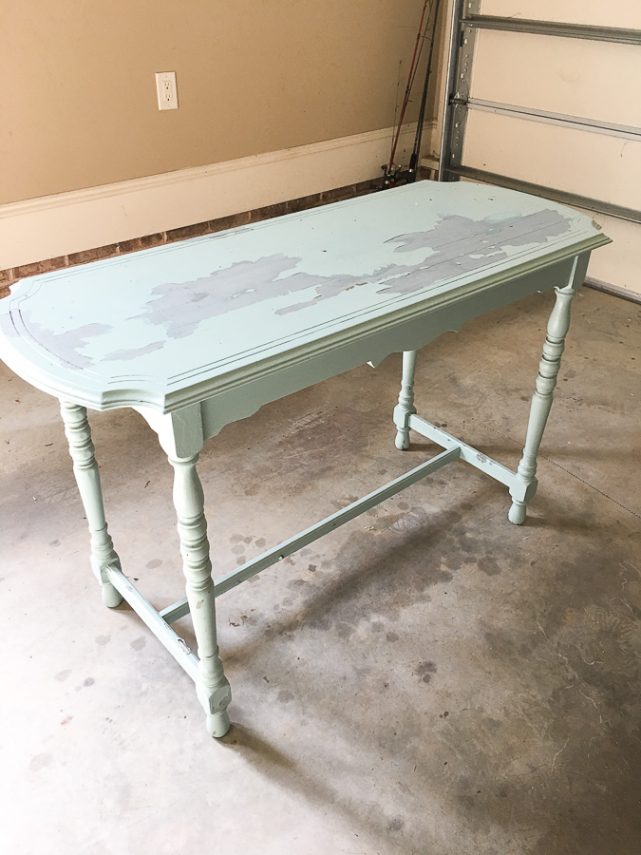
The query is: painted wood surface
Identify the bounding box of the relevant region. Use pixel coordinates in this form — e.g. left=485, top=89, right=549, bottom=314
left=59, top=401, right=123, bottom=608
left=168, top=449, right=231, bottom=737
left=393, top=350, right=418, bottom=450
left=0, top=182, right=609, bottom=413
left=508, top=254, right=588, bottom=524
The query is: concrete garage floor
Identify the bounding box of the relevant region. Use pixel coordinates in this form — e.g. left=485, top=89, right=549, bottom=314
left=1, top=287, right=640, bottom=855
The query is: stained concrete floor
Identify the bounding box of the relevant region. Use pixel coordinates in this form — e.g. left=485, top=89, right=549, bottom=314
left=1, top=286, right=640, bottom=855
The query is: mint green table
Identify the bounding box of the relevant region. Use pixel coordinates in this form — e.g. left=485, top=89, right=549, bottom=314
left=0, top=182, right=609, bottom=737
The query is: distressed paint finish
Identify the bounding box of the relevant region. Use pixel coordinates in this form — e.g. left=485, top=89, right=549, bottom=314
left=0, top=182, right=611, bottom=738
left=0, top=183, right=609, bottom=413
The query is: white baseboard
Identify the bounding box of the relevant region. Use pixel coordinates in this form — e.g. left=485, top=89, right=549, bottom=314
left=585, top=276, right=641, bottom=304
left=0, top=122, right=432, bottom=269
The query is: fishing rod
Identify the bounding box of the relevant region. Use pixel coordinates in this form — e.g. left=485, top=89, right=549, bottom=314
left=385, top=0, right=431, bottom=177
left=382, top=0, right=442, bottom=189
left=407, top=0, right=442, bottom=179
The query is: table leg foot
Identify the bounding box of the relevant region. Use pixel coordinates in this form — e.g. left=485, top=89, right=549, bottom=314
left=393, top=351, right=417, bottom=452
left=100, top=581, right=123, bottom=608
left=394, top=431, right=411, bottom=451
left=206, top=710, right=231, bottom=738
left=508, top=501, right=527, bottom=526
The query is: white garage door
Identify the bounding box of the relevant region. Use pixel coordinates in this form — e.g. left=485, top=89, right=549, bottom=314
left=438, top=0, right=641, bottom=298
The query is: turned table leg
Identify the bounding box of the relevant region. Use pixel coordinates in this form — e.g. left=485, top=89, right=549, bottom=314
left=394, top=350, right=418, bottom=450
left=168, top=450, right=231, bottom=738
left=59, top=401, right=123, bottom=607
left=508, top=257, right=587, bottom=524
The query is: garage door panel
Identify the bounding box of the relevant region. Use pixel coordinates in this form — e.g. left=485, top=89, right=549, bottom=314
left=445, top=1, right=641, bottom=291
left=479, top=0, right=641, bottom=29
left=471, top=31, right=641, bottom=128
left=585, top=215, right=641, bottom=295
left=462, top=111, right=641, bottom=210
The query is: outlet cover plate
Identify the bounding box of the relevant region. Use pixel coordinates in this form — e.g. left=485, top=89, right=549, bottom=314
left=155, top=71, right=178, bottom=110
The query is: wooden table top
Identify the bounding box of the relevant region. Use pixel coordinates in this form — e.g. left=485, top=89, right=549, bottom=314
left=0, top=182, right=609, bottom=412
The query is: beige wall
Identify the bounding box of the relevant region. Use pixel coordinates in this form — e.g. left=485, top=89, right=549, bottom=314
left=1, top=0, right=430, bottom=204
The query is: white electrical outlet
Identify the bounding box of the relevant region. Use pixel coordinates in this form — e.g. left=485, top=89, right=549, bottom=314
left=155, top=71, right=178, bottom=110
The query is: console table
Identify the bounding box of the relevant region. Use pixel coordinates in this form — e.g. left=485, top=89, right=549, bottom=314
left=0, top=182, right=609, bottom=737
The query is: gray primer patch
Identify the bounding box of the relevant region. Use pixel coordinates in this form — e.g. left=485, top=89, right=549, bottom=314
left=132, top=254, right=364, bottom=339
left=105, top=341, right=165, bottom=360
left=374, top=210, right=570, bottom=297
left=132, top=254, right=299, bottom=338
left=21, top=320, right=112, bottom=367
left=133, top=209, right=570, bottom=336
left=283, top=209, right=570, bottom=308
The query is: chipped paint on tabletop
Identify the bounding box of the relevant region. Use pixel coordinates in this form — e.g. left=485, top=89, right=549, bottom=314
left=0, top=181, right=609, bottom=406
